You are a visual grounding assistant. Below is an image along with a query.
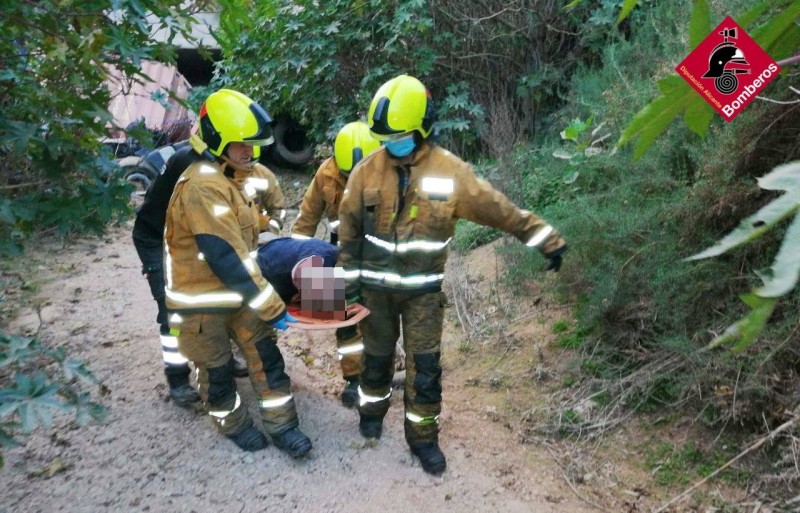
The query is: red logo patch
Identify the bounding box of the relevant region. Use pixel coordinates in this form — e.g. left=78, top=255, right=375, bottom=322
left=675, top=16, right=780, bottom=122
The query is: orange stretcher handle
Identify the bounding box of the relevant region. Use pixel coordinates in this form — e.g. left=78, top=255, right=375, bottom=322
left=285, top=303, right=370, bottom=331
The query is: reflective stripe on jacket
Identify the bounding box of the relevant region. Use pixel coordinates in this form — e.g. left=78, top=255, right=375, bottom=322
left=337, top=143, right=566, bottom=295
left=234, top=163, right=286, bottom=234
left=164, top=160, right=286, bottom=322
left=292, top=157, right=347, bottom=238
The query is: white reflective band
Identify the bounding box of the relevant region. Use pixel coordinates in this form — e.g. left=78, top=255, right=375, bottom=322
left=209, top=393, right=242, bottom=418
left=525, top=225, right=554, bottom=248
left=244, top=257, right=257, bottom=274
left=269, top=219, right=281, bottom=230
left=199, top=164, right=217, bottom=175
left=197, top=252, right=206, bottom=261
left=160, top=334, right=179, bottom=349
left=248, top=284, right=276, bottom=309
left=291, top=233, right=311, bottom=240
left=214, top=205, right=230, bottom=217
left=244, top=183, right=257, bottom=198
left=365, top=234, right=451, bottom=254
left=165, top=241, right=174, bottom=289
left=259, top=395, right=293, bottom=409
left=358, top=386, right=392, bottom=406
left=162, top=350, right=189, bottom=365
left=421, top=177, right=454, bottom=195
left=329, top=220, right=340, bottom=229
left=343, top=269, right=361, bottom=280
left=337, top=342, right=364, bottom=356
left=247, top=177, right=270, bottom=190
left=360, top=270, right=444, bottom=286
left=279, top=209, right=286, bottom=220
left=405, top=412, right=439, bottom=424
left=169, top=313, right=183, bottom=324
left=166, top=288, right=243, bottom=306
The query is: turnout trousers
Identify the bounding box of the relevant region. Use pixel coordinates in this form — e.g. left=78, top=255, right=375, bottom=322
left=357, top=289, right=444, bottom=445
left=132, top=240, right=191, bottom=387
left=171, top=309, right=298, bottom=437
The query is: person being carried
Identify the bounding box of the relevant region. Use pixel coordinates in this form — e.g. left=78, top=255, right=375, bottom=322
left=164, top=88, right=311, bottom=456
left=291, top=121, right=380, bottom=407
left=338, top=75, right=568, bottom=475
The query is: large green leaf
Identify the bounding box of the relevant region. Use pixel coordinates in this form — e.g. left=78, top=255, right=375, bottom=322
left=617, top=0, right=800, bottom=158
left=617, top=76, right=695, bottom=160
left=707, top=294, right=778, bottom=351
left=749, top=0, right=800, bottom=54
left=0, top=335, right=40, bottom=368
left=683, top=95, right=715, bottom=137
left=755, top=213, right=800, bottom=297
left=758, top=161, right=800, bottom=191
left=684, top=193, right=800, bottom=260
left=686, top=162, right=800, bottom=260
left=737, top=0, right=772, bottom=28
left=617, top=0, right=639, bottom=24
left=688, top=0, right=710, bottom=48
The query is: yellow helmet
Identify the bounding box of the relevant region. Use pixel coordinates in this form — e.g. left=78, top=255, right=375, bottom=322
left=368, top=75, right=435, bottom=141
left=198, top=89, right=274, bottom=159
left=334, top=121, right=380, bottom=173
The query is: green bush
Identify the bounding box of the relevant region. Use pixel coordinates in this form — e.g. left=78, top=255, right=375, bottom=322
left=214, top=0, right=590, bottom=156
left=0, top=1, right=203, bottom=255
left=505, top=0, right=800, bottom=433
left=0, top=334, right=106, bottom=469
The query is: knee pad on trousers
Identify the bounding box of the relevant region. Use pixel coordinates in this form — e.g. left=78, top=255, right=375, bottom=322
left=206, top=360, right=236, bottom=406
left=413, top=352, right=442, bottom=404
left=361, top=353, right=394, bottom=390
left=254, top=337, right=290, bottom=390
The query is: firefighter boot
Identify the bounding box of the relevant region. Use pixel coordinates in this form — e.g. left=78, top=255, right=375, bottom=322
left=410, top=442, right=447, bottom=475
left=341, top=376, right=359, bottom=408
left=166, top=372, right=199, bottom=407
left=359, top=414, right=383, bottom=439
left=228, top=425, right=269, bottom=452
left=271, top=427, right=312, bottom=458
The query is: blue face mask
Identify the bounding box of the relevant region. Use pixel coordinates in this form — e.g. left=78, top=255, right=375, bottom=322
left=385, top=135, right=416, bottom=158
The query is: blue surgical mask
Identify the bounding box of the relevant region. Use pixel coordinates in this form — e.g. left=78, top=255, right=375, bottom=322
left=385, top=135, right=416, bottom=158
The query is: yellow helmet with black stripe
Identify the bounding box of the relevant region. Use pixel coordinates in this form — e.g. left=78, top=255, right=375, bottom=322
left=368, top=75, right=435, bottom=141
left=198, top=89, right=274, bottom=159
left=334, top=121, right=380, bottom=173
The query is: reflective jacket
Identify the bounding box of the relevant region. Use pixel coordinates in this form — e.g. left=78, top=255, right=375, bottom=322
left=338, top=143, right=566, bottom=295
left=291, top=157, right=346, bottom=238
left=164, top=159, right=286, bottom=322
left=233, top=163, right=286, bottom=234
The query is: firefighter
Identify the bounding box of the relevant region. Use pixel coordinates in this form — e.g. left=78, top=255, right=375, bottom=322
left=292, top=121, right=380, bottom=244
left=132, top=136, right=283, bottom=405
left=164, top=89, right=312, bottom=456
left=132, top=140, right=200, bottom=407
left=337, top=75, right=568, bottom=475
left=291, top=121, right=380, bottom=408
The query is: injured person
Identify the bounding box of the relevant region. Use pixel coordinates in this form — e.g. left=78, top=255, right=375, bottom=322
left=256, top=234, right=369, bottom=330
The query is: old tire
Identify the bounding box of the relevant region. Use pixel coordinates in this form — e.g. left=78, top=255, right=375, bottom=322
left=123, top=167, right=153, bottom=199
left=264, top=117, right=314, bottom=168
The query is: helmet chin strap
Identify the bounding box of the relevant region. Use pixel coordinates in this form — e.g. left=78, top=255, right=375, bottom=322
left=220, top=154, right=256, bottom=175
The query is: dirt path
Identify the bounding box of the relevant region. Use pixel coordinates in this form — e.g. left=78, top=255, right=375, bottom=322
left=0, top=223, right=604, bottom=513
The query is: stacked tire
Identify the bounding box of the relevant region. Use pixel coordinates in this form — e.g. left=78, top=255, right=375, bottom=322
left=262, top=117, right=314, bottom=169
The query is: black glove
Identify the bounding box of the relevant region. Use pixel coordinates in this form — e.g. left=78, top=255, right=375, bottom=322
left=544, top=245, right=568, bottom=272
